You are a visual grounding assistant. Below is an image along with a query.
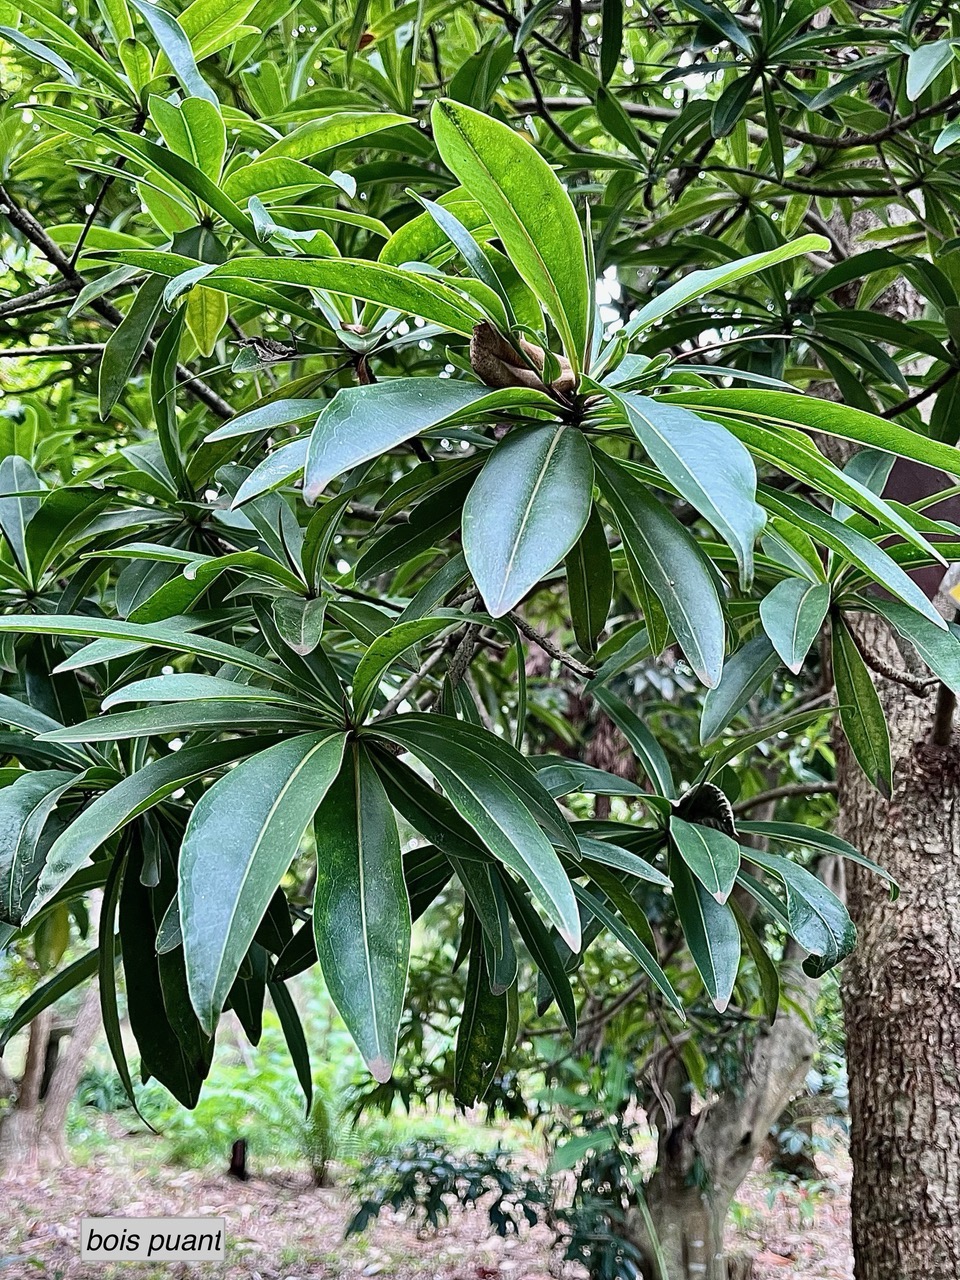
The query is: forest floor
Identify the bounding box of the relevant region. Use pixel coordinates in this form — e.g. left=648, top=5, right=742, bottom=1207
left=0, top=1121, right=853, bottom=1280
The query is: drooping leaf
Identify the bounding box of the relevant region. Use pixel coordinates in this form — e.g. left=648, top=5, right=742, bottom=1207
left=180, top=732, right=346, bottom=1032
left=594, top=450, right=726, bottom=687
left=669, top=815, right=740, bottom=903
left=614, top=391, right=765, bottom=588
left=313, top=742, right=410, bottom=1082
left=374, top=715, right=581, bottom=949
left=832, top=616, right=892, bottom=797
left=670, top=850, right=740, bottom=1011
left=760, top=578, right=831, bottom=674
left=463, top=424, right=594, bottom=617
left=700, top=635, right=780, bottom=744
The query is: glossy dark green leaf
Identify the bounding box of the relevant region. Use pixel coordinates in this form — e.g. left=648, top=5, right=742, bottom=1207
left=669, top=815, right=740, bottom=903
left=614, top=391, right=765, bottom=589
left=760, top=578, right=830, bottom=674
left=594, top=450, right=726, bottom=687
left=748, top=849, right=857, bottom=976
left=669, top=851, right=740, bottom=1011
left=303, top=380, right=547, bottom=504
left=313, top=743, right=410, bottom=1082
left=590, top=684, right=675, bottom=799
left=374, top=715, right=580, bottom=948
left=32, top=738, right=264, bottom=923
left=730, top=895, right=779, bottom=1022
left=869, top=596, right=960, bottom=695
left=573, top=881, right=684, bottom=1016
left=700, top=635, right=780, bottom=744
left=0, top=456, right=41, bottom=575
left=181, top=731, right=346, bottom=1032
left=463, top=424, right=593, bottom=617
left=352, top=613, right=460, bottom=720
left=738, top=819, right=898, bottom=900
left=455, top=922, right=510, bottom=1107
left=0, top=770, right=75, bottom=926
left=269, top=978, right=313, bottom=1111
left=832, top=616, right=892, bottom=797
left=565, top=506, right=612, bottom=655
left=99, top=274, right=166, bottom=419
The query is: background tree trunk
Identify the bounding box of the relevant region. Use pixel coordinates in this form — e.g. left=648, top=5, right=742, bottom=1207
left=630, top=966, right=816, bottom=1279
left=838, top=616, right=960, bottom=1280
left=37, top=978, right=101, bottom=1168
left=0, top=1008, right=53, bottom=1178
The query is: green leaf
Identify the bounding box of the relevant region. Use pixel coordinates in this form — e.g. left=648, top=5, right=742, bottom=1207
left=578, top=836, right=672, bottom=886
left=32, top=739, right=264, bottom=922
left=374, top=715, right=581, bottom=949
left=669, top=815, right=740, bottom=903
left=906, top=40, right=955, bottom=101
left=0, top=455, right=41, bottom=575
left=669, top=851, right=740, bottom=1011
left=760, top=578, right=830, bottom=674
left=762, top=488, right=947, bottom=630
left=181, top=731, right=347, bottom=1032
left=205, top=257, right=483, bottom=338
left=730, top=895, right=779, bottom=1022
left=121, top=858, right=212, bottom=1107
left=565, top=506, right=612, bottom=655
left=738, top=820, right=898, bottom=900
left=667, top=388, right=960, bottom=484
left=463, top=424, right=594, bottom=617
left=13, top=0, right=132, bottom=97
left=531, top=757, right=647, bottom=799
left=313, top=742, right=410, bottom=1082
left=431, top=98, right=590, bottom=369
left=613, top=392, right=765, bottom=589
left=455, top=923, right=510, bottom=1107
left=500, top=875, right=577, bottom=1033
left=130, top=0, right=218, bottom=103
left=590, top=685, right=675, bottom=799
left=150, top=306, right=188, bottom=493
left=700, top=635, right=780, bottom=744
left=867, top=596, right=960, bottom=695
left=268, top=978, right=313, bottom=1111
left=832, top=616, right=892, bottom=797
left=594, top=451, right=726, bottom=687
left=0, top=25, right=80, bottom=86
left=352, top=613, right=460, bottom=720
left=258, top=111, right=412, bottom=163
left=272, top=596, right=327, bottom=657
left=42, top=700, right=314, bottom=741
left=0, top=613, right=292, bottom=686
left=573, top=882, right=684, bottom=1016
left=205, top=398, right=323, bottom=442
left=748, top=849, right=856, bottom=976
left=99, top=274, right=166, bottom=418
left=0, top=771, right=75, bottom=926
left=149, top=95, right=226, bottom=181
left=303, top=380, right=542, bottom=504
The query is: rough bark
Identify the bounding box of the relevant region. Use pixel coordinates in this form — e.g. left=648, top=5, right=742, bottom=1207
left=838, top=615, right=960, bottom=1280
left=630, top=967, right=817, bottom=1280
left=37, top=978, right=101, bottom=1168
left=0, top=1008, right=53, bottom=1178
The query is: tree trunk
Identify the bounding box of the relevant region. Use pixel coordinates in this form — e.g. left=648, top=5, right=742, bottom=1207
left=0, top=1008, right=53, bottom=1178
left=838, top=615, right=960, bottom=1280
left=629, top=965, right=816, bottom=1279
left=37, top=978, right=101, bottom=1168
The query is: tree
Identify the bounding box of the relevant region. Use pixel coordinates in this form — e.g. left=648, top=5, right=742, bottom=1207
left=3, top=1, right=960, bottom=1276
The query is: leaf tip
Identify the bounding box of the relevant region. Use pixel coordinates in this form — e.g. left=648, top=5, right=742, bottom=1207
left=366, top=1054, right=394, bottom=1083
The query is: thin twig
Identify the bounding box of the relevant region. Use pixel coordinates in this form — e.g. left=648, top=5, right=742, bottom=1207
left=733, top=781, right=839, bottom=815
left=507, top=611, right=596, bottom=679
